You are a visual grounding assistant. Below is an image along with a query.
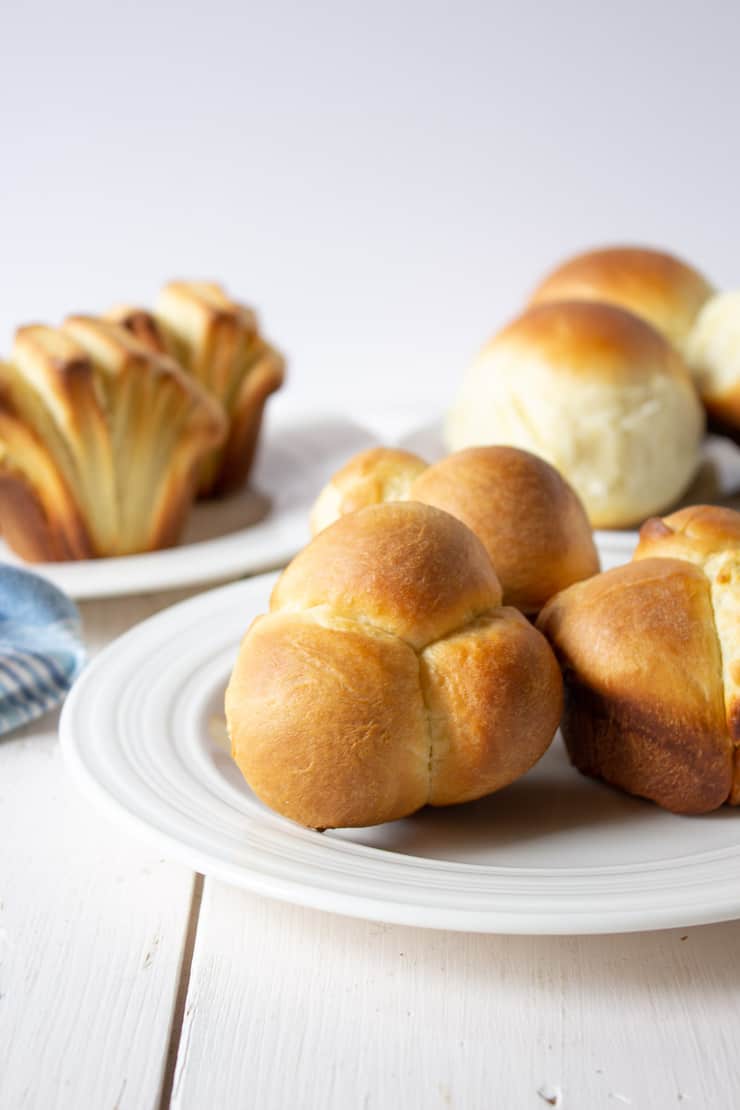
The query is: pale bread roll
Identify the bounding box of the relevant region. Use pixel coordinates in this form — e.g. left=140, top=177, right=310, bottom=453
left=685, top=291, right=740, bottom=440
left=529, top=245, right=740, bottom=439
left=446, top=301, right=704, bottom=528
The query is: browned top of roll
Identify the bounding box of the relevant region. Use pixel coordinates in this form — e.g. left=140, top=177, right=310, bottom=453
left=483, top=299, right=691, bottom=384
left=635, top=505, right=740, bottom=563
left=309, top=447, right=427, bottom=534
left=409, top=446, right=599, bottom=612
left=271, top=500, right=502, bottom=651
left=529, top=245, right=713, bottom=350
left=537, top=557, right=733, bottom=813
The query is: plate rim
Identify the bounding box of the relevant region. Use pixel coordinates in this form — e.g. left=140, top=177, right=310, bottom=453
left=60, top=575, right=740, bottom=936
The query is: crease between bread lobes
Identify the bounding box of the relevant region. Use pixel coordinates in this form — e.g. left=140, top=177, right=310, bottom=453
left=537, top=505, right=740, bottom=814
left=445, top=299, right=705, bottom=528
left=0, top=319, right=227, bottom=561
left=528, top=244, right=740, bottom=441
left=107, top=281, right=285, bottom=497
left=225, top=501, right=563, bottom=830
left=310, top=444, right=600, bottom=615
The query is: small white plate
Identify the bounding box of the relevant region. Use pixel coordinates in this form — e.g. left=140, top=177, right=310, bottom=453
left=0, top=415, right=377, bottom=599
left=399, top=420, right=740, bottom=570
left=61, top=574, right=740, bottom=935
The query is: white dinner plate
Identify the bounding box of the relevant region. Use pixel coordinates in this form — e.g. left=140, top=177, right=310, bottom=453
left=0, top=414, right=377, bottom=600
left=61, top=573, right=740, bottom=935
left=398, top=420, right=740, bottom=569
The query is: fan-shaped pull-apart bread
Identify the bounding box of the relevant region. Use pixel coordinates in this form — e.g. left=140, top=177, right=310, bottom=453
left=537, top=505, right=740, bottom=813
left=226, top=502, right=563, bottom=829
left=109, top=281, right=285, bottom=497
left=311, top=444, right=599, bottom=614
left=0, top=318, right=226, bottom=561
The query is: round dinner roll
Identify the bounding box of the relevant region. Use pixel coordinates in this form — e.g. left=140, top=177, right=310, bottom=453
left=311, top=444, right=599, bottom=613
left=537, top=540, right=740, bottom=813
left=445, top=300, right=705, bottom=528
left=226, top=502, right=563, bottom=829
left=309, top=447, right=427, bottom=535
left=529, top=245, right=714, bottom=356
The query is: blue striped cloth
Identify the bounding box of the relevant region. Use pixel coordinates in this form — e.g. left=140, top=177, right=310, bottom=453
left=0, top=566, right=86, bottom=734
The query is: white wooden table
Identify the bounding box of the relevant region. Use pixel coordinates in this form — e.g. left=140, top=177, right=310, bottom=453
left=2, top=586, right=740, bottom=1110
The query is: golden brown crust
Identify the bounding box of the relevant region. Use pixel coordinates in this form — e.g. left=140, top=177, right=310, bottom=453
left=0, top=368, right=97, bottom=561
left=226, top=502, right=562, bottom=828
left=106, top=305, right=177, bottom=358
left=310, top=447, right=427, bottom=535
left=484, top=300, right=692, bottom=383
left=409, top=446, right=599, bottom=613
left=634, top=505, right=740, bottom=804
left=0, top=467, right=92, bottom=561
left=311, top=445, right=599, bottom=613
left=272, top=501, right=502, bottom=651
left=154, top=281, right=284, bottom=497
left=203, top=340, right=285, bottom=496
left=422, top=608, right=563, bottom=805
left=635, top=505, right=740, bottom=563
left=226, top=611, right=429, bottom=829
left=63, top=316, right=226, bottom=553
left=537, top=559, right=733, bottom=813
left=529, top=246, right=713, bottom=352
left=704, top=388, right=740, bottom=440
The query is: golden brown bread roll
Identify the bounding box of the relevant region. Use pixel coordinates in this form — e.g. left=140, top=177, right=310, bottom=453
left=311, top=444, right=599, bottom=613
left=634, top=505, right=740, bottom=803
left=108, top=280, right=285, bottom=497
left=537, top=535, right=740, bottom=813
left=226, top=502, right=563, bottom=828
left=0, top=318, right=226, bottom=560
left=445, top=300, right=705, bottom=529
left=529, top=245, right=714, bottom=356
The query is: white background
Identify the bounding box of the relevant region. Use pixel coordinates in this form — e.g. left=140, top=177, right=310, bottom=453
left=4, top=8, right=740, bottom=1106
left=3, top=0, right=740, bottom=420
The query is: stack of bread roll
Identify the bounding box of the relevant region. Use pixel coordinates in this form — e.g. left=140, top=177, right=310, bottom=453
left=0, top=281, right=284, bottom=561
